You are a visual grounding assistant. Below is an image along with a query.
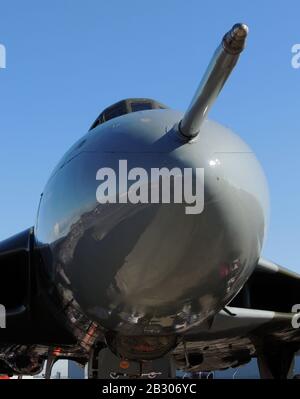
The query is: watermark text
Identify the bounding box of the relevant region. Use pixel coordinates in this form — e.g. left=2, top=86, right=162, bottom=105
left=96, top=160, right=205, bottom=215
left=291, top=44, right=300, bottom=69
left=0, top=43, right=6, bottom=69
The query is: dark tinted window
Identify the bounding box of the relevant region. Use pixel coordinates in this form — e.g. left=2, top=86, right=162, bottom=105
left=89, top=98, right=168, bottom=131
left=104, top=102, right=128, bottom=122
left=131, top=102, right=152, bottom=112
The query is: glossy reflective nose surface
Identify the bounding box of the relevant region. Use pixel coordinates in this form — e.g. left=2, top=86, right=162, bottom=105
left=35, top=109, right=268, bottom=335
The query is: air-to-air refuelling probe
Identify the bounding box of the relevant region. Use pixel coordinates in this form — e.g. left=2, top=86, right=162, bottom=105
left=0, top=23, right=299, bottom=379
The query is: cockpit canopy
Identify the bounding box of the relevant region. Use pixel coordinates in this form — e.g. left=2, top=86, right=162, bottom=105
left=89, top=98, right=168, bottom=131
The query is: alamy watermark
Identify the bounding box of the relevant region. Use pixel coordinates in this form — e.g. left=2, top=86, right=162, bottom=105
left=291, top=304, right=300, bottom=328
left=0, top=304, right=6, bottom=328
left=0, top=43, right=6, bottom=69
left=96, top=160, right=205, bottom=215
left=291, top=44, right=300, bottom=69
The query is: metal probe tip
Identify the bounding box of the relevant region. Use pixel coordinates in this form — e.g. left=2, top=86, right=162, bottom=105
left=223, top=23, right=249, bottom=54
left=232, top=23, right=249, bottom=38
left=178, top=22, right=249, bottom=139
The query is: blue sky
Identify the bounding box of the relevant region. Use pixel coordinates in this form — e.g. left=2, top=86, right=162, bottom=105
left=0, top=0, right=299, bottom=270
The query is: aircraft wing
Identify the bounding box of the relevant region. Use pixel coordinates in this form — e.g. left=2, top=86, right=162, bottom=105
left=0, top=228, right=75, bottom=343
left=0, top=228, right=81, bottom=376
left=174, top=258, right=300, bottom=377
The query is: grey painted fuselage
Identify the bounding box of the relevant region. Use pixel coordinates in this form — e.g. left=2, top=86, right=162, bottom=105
left=35, top=108, right=269, bottom=339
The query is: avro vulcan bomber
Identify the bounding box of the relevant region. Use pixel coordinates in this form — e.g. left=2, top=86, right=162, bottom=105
left=0, top=24, right=299, bottom=379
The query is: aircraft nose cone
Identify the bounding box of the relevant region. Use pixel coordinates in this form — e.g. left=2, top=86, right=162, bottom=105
left=36, top=110, right=267, bottom=336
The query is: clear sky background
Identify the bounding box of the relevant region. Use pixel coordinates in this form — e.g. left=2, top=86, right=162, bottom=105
left=0, top=0, right=299, bottom=271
